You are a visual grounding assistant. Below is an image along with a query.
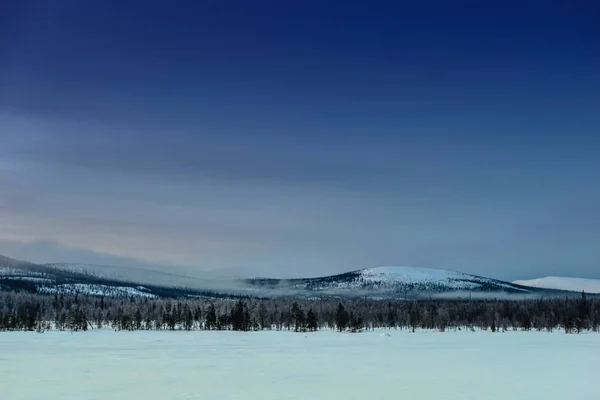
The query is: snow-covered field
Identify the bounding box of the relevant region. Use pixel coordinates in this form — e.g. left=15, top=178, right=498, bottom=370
left=1, top=330, right=598, bottom=400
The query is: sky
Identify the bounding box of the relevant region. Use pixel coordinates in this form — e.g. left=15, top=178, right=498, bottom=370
left=1, top=1, right=599, bottom=280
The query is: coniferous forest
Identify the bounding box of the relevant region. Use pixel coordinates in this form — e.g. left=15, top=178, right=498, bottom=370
left=1, top=291, right=599, bottom=334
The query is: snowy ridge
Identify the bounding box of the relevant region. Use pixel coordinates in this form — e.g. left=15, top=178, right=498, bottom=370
left=513, top=277, right=600, bottom=294
left=44, top=263, right=138, bottom=281
left=2, top=276, right=54, bottom=283
left=359, top=266, right=469, bottom=283
left=1, top=264, right=47, bottom=279
left=1, top=259, right=163, bottom=298
left=38, top=283, right=157, bottom=298
left=245, top=266, right=535, bottom=298
left=356, top=266, right=527, bottom=291
left=0, top=266, right=33, bottom=276
left=0, top=254, right=36, bottom=268
left=43, top=262, right=223, bottom=290
left=2, top=253, right=596, bottom=299
left=357, top=266, right=479, bottom=289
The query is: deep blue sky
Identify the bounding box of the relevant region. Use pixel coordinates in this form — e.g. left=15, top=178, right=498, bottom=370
left=1, top=1, right=599, bottom=279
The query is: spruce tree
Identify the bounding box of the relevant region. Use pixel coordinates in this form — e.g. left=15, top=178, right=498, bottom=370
left=335, top=303, right=349, bottom=332
left=291, top=302, right=306, bottom=332
left=306, top=308, right=318, bottom=332
left=206, top=304, right=217, bottom=330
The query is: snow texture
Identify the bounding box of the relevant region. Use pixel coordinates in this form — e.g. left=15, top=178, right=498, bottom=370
left=0, top=266, right=43, bottom=277
left=249, top=266, right=533, bottom=297
left=358, top=266, right=481, bottom=289
left=349, top=266, right=529, bottom=292
left=1, top=330, right=598, bottom=400
left=1, top=276, right=54, bottom=283
left=37, top=283, right=156, bottom=298
left=513, top=277, right=600, bottom=294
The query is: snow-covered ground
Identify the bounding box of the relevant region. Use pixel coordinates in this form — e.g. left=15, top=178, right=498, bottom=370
left=513, top=276, right=600, bottom=294
left=1, top=330, right=598, bottom=400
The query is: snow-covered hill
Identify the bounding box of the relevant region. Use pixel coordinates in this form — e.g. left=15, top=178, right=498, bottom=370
left=1, top=258, right=206, bottom=299
left=512, top=277, right=600, bottom=294
left=1, top=254, right=595, bottom=299
left=0, top=254, right=36, bottom=268
left=245, top=266, right=538, bottom=298
left=357, top=266, right=522, bottom=290
left=43, top=262, right=225, bottom=289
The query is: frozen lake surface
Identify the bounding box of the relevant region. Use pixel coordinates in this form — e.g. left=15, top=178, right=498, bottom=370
left=1, top=329, right=599, bottom=399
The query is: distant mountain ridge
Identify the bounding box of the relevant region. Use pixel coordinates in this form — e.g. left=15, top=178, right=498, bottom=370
left=513, top=277, right=600, bottom=294
left=0, top=254, right=594, bottom=299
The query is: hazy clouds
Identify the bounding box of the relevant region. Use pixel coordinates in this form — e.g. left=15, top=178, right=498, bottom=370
left=2, top=111, right=600, bottom=280
left=2, top=1, right=600, bottom=280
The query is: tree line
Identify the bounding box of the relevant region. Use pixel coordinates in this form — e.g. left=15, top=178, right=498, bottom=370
left=0, top=291, right=599, bottom=334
